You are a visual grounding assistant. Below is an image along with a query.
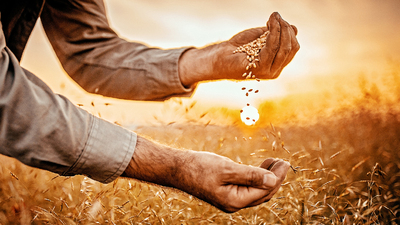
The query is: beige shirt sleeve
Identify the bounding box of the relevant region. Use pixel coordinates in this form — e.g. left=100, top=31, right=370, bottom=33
left=0, top=22, right=135, bottom=183
left=41, top=0, right=196, bottom=101
left=1, top=0, right=197, bottom=183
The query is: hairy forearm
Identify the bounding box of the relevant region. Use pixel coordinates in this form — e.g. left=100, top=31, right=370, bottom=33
left=122, top=136, right=207, bottom=197
left=123, top=136, right=189, bottom=188
left=122, top=136, right=221, bottom=210
left=122, top=135, right=287, bottom=213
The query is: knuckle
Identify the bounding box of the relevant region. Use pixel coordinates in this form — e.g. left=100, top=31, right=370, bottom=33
left=283, top=46, right=291, bottom=55
left=282, top=21, right=290, bottom=29
left=270, top=44, right=279, bottom=53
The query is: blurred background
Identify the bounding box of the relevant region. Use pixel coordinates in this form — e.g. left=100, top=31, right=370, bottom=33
left=5, top=1, right=400, bottom=223
left=20, top=0, right=400, bottom=126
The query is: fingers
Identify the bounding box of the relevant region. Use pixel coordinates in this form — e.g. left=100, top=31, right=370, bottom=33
left=269, top=15, right=293, bottom=77
left=259, top=157, right=280, bottom=170
left=225, top=160, right=290, bottom=210
left=260, top=12, right=299, bottom=79
left=223, top=163, right=277, bottom=189
left=262, top=160, right=290, bottom=200
left=270, top=160, right=290, bottom=184
left=247, top=160, right=290, bottom=206
left=261, top=12, right=281, bottom=71
left=284, top=24, right=300, bottom=65
left=272, top=22, right=300, bottom=77
left=223, top=158, right=289, bottom=190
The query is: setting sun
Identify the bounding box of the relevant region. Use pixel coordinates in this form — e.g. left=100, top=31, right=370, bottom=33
left=240, top=105, right=260, bottom=126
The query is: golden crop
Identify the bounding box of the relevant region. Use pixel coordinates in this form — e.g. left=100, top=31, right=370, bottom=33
left=1, top=66, right=399, bottom=224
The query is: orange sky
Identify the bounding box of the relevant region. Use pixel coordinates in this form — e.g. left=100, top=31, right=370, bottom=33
left=20, top=0, right=400, bottom=125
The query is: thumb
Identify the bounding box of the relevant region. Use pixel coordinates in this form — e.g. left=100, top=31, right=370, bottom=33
left=224, top=163, right=277, bottom=189
left=269, top=160, right=290, bottom=182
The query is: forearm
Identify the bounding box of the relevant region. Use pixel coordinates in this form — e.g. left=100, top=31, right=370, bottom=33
left=123, top=136, right=189, bottom=188
left=178, top=44, right=222, bottom=86
left=0, top=30, right=135, bottom=183
left=122, top=135, right=286, bottom=213
left=41, top=0, right=195, bottom=101
left=123, top=136, right=213, bottom=201
left=178, top=41, right=247, bottom=87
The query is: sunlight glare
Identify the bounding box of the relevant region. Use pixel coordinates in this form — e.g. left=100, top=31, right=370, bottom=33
left=240, top=105, right=260, bottom=126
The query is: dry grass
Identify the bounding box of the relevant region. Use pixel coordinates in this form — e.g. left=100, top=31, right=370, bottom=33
left=1, top=66, right=400, bottom=224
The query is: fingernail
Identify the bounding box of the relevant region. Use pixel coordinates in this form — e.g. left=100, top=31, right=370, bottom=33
left=263, top=174, right=277, bottom=187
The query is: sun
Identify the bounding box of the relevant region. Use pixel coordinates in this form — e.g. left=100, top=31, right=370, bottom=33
left=240, top=105, right=260, bottom=126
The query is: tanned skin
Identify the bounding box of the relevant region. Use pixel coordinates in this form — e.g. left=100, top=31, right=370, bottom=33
left=123, top=12, right=299, bottom=213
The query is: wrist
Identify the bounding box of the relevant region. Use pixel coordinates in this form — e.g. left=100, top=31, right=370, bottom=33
left=123, top=136, right=188, bottom=188
left=178, top=43, right=225, bottom=86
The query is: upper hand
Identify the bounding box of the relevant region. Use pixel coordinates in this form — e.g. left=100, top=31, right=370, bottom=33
left=179, top=12, right=300, bottom=86
left=222, top=12, right=300, bottom=80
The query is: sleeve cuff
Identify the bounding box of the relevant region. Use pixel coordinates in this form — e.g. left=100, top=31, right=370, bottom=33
left=146, top=46, right=198, bottom=100
left=64, top=115, right=136, bottom=183
left=168, top=47, right=197, bottom=97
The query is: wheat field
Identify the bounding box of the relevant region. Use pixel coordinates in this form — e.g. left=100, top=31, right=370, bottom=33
left=1, top=67, right=400, bottom=224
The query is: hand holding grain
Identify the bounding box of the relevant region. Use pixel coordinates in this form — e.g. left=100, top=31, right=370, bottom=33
left=179, top=12, right=300, bottom=86
left=123, top=136, right=290, bottom=213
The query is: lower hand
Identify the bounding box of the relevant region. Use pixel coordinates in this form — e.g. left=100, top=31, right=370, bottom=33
left=123, top=136, right=290, bottom=213
left=176, top=151, right=290, bottom=213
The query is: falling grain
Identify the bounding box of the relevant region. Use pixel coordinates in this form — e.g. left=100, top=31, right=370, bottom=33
left=351, top=157, right=371, bottom=172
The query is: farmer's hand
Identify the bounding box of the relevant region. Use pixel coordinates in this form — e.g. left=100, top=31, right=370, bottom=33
left=123, top=136, right=290, bottom=213
left=173, top=152, right=290, bottom=213
left=179, top=12, right=300, bottom=86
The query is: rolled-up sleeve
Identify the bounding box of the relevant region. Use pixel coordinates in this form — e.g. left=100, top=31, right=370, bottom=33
left=41, top=0, right=196, bottom=101
left=64, top=117, right=136, bottom=183
left=0, top=22, right=136, bottom=183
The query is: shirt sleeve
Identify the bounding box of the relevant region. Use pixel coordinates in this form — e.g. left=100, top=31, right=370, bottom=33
left=40, top=0, right=196, bottom=101
left=0, top=22, right=136, bottom=183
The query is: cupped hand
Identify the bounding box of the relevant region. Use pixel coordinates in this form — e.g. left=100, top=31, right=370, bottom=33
left=221, top=12, right=300, bottom=80
left=123, top=136, right=290, bottom=213
left=177, top=152, right=290, bottom=213
left=178, top=12, right=299, bottom=86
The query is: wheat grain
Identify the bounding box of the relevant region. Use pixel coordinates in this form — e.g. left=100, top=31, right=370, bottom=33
left=233, top=30, right=269, bottom=79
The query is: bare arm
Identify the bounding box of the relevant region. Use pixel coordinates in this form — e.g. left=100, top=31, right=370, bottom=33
left=122, top=12, right=297, bottom=213
left=123, top=136, right=290, bottom=213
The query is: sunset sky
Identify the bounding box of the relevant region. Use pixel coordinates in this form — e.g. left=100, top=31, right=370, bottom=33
left=20, top=0, right=400, bottom=125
